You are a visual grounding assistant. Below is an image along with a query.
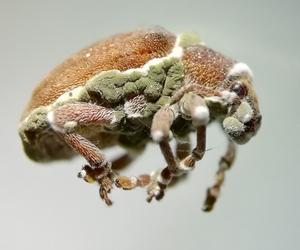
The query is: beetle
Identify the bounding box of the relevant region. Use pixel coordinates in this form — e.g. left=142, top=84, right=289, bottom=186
left=19, top=26, right=261, bottom=210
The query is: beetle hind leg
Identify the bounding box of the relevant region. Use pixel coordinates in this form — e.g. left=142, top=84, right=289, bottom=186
left=48, top=103, right=118, bottom=205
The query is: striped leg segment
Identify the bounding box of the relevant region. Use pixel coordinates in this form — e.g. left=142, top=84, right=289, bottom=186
left=48, top=103, right=117, bottom=205
left=147, top=105, right=178, bottom=201
left=175, top=136, right=191, bottom=160
left=202, top=140, right=236, bottom=212
left=147, top=93, right=210, bottom=202
left=113, top=148, right=152, bottom=190
left=176, top=92, right=209, bottom=170
left=64, top=133, right=113, bottom=205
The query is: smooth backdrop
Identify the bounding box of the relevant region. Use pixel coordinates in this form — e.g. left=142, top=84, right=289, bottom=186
left=1, top=1, right=299, bottom=250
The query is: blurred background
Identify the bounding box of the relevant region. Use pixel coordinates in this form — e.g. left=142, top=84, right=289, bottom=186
left=1, top=0, right=299, bottom=249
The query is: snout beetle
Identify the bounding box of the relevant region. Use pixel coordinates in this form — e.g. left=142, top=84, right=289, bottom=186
left=19, top=27, right=261, bottom=211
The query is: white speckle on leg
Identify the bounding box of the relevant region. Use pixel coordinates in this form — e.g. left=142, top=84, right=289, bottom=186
left=47, top=111, right=65, bottom=133
left=151, top=130, right=164, bottom=142
left=157, top=174, right=171, bottom=185
left=78, top=169, right=87, bottom=178
left=178, top=161, right=194, bottom=171
left=64, top=121, right=78, bottom=130
left=193, top=106, right=210, bottom=125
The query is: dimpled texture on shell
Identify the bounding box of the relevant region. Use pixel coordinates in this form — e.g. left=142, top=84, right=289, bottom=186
left=182, top=45, right=235, bottom=89
left=23, top=27, right=176, bottom=118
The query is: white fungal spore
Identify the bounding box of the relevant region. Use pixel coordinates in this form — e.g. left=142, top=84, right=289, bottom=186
left=151, top=130, right=164, bottom=142
left=228, top=62, right=253, bottom=79
left=193, top=106, right=210, bottom=125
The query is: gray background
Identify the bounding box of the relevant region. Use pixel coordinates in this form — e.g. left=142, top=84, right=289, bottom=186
left=1, top=0, right=299, bottom=249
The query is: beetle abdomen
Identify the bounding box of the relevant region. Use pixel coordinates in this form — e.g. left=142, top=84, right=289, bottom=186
left=24, top=27, right=176, bottom=116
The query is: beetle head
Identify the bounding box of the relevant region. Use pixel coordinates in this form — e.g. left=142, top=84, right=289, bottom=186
left=222, top=63, right=262, bottom=144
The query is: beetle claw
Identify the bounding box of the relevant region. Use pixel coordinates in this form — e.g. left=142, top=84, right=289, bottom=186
left=98, top=174, right=114, bottom=206
left=146, top=182, right=165, bottom=202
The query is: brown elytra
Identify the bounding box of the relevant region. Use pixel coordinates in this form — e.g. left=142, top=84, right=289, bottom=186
left=23, top=27, right=176, bottom=117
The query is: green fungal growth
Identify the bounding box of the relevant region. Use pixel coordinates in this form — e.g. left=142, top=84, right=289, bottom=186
left=144, top=80, right=163, bottom=101
left=19, top=107, right=74, bottom=161
left=85, top=57, right=185, bottom=111
left=162, top=61, right=184, bottom=96
left=178, top=32, right=201, bottom=48
left=20, top=107, right=49, bottom=140
left=123, top=81, right=139, bottom=97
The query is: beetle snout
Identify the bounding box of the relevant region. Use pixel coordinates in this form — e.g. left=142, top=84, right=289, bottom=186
left=223, top=100, right=262, bottom=144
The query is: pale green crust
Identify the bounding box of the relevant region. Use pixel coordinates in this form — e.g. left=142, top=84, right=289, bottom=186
left=85, top=57, right=184, bottom=107
left=20, top=57, right=186, bottom=161
left=19, top=107, right=74, bottom=161
left=178, top=32, right=201, bottom=48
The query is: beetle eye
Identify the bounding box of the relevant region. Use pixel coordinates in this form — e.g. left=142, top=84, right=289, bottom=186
left=230, top=83, right=248, bottom=98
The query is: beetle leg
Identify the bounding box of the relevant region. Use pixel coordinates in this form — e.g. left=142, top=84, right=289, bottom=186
left=176, top=92, right=209, bottom=168
left=48, top=103, right=118, bottom=205
left=202, top=140, right=236, bottom=212
left=175, top=136, right=191, bottom=160
left=63, top=133, right=113, bottom=205
left=113, top=148, right=151, bottom=190
left=146, top=105, right=178, bottom=201
left=114, top=136, right=192, bottom=191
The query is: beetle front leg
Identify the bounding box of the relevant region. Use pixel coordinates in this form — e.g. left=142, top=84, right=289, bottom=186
left=177, top=92, right=209, bottom=169
left=202, top=140, right=236, bottom=212
left=48, top=103, right=118, bottom=205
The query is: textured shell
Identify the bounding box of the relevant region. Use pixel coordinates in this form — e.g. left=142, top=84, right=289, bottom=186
left=20, top=27, right=239, bottom=162
left=23, top=26, right=176, bottom=118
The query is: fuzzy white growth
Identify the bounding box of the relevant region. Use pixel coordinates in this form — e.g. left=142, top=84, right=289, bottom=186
left=110, top=115, right=118, bottom=124
left=221, top=90, right=237, bottom=104
left=178, top=161, right=194, bottom=171
left=124, top=101, right=142, bottom=118
left=78, top=169, right=87, bottom=178
left=241, top=114, right=252, bottom=123
left=124, top=95, right=147, bottom=118
left=193, top=106, right=210, bottom=125
left=228, top=62, right=253, bottom=79
left=47, top=111, right=65, bottom=133
left=53, top=86, right=86, bottom=107
left=235, top=101, right=254, bottom=123
left=152, top=130, right=164, bottom=142
left=157, top=174, right=171, bottom=185
left=130, top=177, right=138, bottom=186
left=64, top=121, right=78, bottom=130
left=124, top=36, right=183, bottom=75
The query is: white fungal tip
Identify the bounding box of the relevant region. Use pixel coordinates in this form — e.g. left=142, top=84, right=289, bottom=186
left=78, top=170, right=87, bottom=178
left=178, top=161, right=193, bottom=171
left=46, top=111, right=55, bottom=124
left=242, top=114, right=252, bottom=123
left=151, top=130, right=164, bottom=142
left=193, top=106, right=210, bottom=125
left=228, top=62, right=253, bottom=78
left=110, top=115, right=118, bottom=124
left=221, top=90, right=237, bottom=104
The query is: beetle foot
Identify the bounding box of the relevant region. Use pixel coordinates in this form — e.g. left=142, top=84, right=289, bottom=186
left=146, top=182, right=165, bottom=202
left=77, top=164, right=114, bottom=205
left=98, top=173, right=114, bottom=206
left=77, top=165, right=96, bottom=183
